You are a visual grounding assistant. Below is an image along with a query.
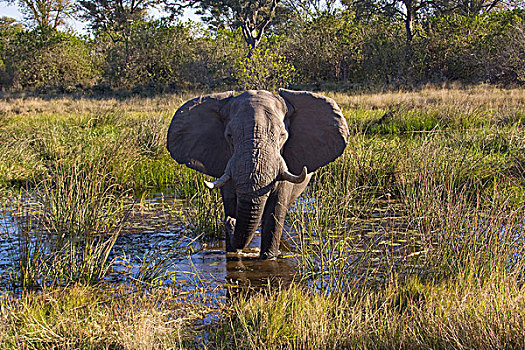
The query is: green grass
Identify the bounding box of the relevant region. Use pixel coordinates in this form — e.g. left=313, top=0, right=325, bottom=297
left=6, top=155, right=126, bottom=289
left=4, top=275, right=523, bottom=349
left=1, top=86, right=525, bottom=348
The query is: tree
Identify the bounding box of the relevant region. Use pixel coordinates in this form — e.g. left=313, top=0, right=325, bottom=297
left=0, top=16, right=23, bottom=30
left=0, top=0, right=73, bottom=29
left=281, top=0, right=339, bottom=18
left=344, top=0, right=515, bottom=46
left=183, top=0, right=282, bottom=52
left=0, top=29, right=99, bottom=90
left=432, top=0, right=507, bottom=15
left=96, top=19, right=209, bottom=89
left=77, top=0, right=164, bottom=82
left=77, top=0, right=161, bottom=32
left=344, top=0, right=428, bottom=44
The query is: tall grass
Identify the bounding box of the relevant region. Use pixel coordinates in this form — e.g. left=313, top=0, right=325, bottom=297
left=0, top=284, right=215, bottom=349
left=1, top=87, right=525, bottom=348
left=38, top=154, right=126, bottom=238
left=11, top=227, right=119, bottom=289
left=289, top=102, right=525, bottom=294
left=7, top=154, right=128, bottom=289
left=214, top=274, right=525, bottom=349
left=179, top=174, right=225, bottom=238
left=0, top=91, right=226, bottom=291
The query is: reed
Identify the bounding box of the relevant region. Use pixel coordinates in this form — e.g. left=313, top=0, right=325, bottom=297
left=7, top=154, right=128, bottom=289
left=289, top=107, right=525, bottom=294
left=0, top=284, right=216, bottom=349
left=213, top=274, right=525, bottom=349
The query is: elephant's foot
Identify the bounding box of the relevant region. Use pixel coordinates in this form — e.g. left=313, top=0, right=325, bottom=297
left=225, top=216, right=236, bottom=252
left=260, top=250, right=281, bottom=260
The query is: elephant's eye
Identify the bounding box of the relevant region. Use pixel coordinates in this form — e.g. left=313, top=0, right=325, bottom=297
left=280, top=131, right=288, bottom=140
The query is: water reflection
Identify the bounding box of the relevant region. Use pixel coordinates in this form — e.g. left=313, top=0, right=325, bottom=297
left=153, top=232, right=298, bottom=290
left=226, top=257, right=296, bottom=288
left=95, top=224, right=298, bottom=291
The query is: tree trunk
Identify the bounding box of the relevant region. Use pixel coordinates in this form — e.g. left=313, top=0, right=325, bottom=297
left=403, top=0, right=415, bottom=76
left=239, top=0, right=281, bottom=57
left=405, top=0, right=414, bottom=45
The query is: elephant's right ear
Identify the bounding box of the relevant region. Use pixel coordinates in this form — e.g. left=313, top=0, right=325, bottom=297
left=167, top=91, right=234, bottom=178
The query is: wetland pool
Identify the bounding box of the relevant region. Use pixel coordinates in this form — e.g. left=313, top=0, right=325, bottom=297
left=0, top=190, right=415, bottom=295
left=0, top=192, right=299, bottom=293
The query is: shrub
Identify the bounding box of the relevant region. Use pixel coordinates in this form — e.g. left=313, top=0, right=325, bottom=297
left=234, top=42, right=296, bottom=90
left=0, top=28, right=100, bottom=90
left=422, top=11, right=525, bottom=84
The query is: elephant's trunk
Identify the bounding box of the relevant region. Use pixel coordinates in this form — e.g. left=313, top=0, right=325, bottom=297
left=230, top=195, right=267, bottom=250
left=229, top=141, right=281, bottom=195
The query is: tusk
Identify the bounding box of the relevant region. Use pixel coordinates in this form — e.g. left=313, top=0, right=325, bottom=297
left=204, top=158, right=232, bottom=190
left=280, top=166, right=308, bottom=184
left=204, top=173, right=231, bottom=189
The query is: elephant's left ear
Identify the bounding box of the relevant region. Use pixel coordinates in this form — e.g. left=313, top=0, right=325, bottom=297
left=279, top=89, right=349, bottom=174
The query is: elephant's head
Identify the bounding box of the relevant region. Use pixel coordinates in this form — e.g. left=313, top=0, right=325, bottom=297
left=167, top=89, right=348, bottom=252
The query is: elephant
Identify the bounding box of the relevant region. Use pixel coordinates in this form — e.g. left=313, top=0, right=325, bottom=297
left=167, top=89, right=349, bottom=259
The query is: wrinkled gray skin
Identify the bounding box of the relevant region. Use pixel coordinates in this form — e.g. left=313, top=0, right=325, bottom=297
left=167, top=89, right=349, bottom=259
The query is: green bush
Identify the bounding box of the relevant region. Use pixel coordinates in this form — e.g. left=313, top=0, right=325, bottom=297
left=0, top=28, right=100, bottom=90
left=96, top=19, right=204, bottom=90
left=235, top=43, right=296, bottom=90
left=1, top=9, right=525, bottom=91
left=423, top=11, right=525, bottom=84
left=283, top=12, right=410, bottom=86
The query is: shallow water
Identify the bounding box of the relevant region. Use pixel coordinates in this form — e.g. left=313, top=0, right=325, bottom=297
left=110, top=228, right=298, bottom=289
left=0, top=194, right=299, bottom=292
left=0, top=190, right=417, bottom=295
left=0, top=212, right=21, bottom=273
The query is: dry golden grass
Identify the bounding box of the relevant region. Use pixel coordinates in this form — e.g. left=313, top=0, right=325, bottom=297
left=215, top=274, right=525, bottom=349
left=0, top=92, right=194, bottom=116
left=330, top=85, right=525, bottom=110
left=2, top=275, right=525, bottom=349
left=3, top=86, right=523, bottom=117
left=0, top=285, right=221, bottom=349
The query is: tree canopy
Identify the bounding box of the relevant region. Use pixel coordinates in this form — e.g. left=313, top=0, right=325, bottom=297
left=0, top=0, right=524, bottom=92
left=2, top=0, right=74, bottom=29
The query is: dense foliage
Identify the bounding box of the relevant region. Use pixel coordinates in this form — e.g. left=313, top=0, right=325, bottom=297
left=0, top=3, right=524, bottom=92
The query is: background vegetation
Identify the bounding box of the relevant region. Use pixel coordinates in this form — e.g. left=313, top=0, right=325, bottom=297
left=1, top=0, right=524, bottom=93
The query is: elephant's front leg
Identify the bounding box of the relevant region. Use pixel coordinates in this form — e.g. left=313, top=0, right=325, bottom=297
left=260, top=187, right=290, bottom=259
left=220, top=183, right=237, bottom=252
left=260, top=177, right=312, bottom=259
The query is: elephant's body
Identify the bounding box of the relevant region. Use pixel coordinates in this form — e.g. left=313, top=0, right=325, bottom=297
left=167, top=89, right=348, bottom=259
